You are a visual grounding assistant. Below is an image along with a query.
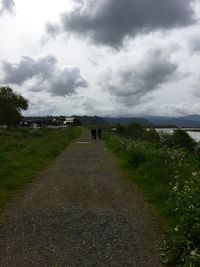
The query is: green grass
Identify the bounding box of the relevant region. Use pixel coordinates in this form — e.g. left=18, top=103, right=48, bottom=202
left=0, top=127, right=82, bottom=208
left=104, top=134, right=175, bottom=221
left=104, top=132, right=200, bottom=266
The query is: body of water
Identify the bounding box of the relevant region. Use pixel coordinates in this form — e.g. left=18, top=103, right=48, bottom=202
left=156, top=128, right=200, bottom=142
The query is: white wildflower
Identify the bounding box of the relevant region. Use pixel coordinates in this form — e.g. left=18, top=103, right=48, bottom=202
left=192, top=172, right=198, bottom=177
left=174, top=226, right=179, bottom=232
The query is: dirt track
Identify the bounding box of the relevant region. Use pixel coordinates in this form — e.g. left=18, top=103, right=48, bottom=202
left=0, top=129, right=168, bottom=266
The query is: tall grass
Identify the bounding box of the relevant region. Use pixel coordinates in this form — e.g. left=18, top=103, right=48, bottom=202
left=0, top=127, right=82, bottom=208
left=104, top=132, right=200, bottom=266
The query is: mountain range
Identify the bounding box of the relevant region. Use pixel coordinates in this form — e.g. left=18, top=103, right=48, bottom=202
left=75, top=114, right=200, bottom=127
left=144, top=114, right=200, bottom=127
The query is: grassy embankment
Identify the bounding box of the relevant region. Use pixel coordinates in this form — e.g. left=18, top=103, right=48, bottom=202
left=104, top=130, right=200, bottom=267
left=0, top=127, right=82, bottom=209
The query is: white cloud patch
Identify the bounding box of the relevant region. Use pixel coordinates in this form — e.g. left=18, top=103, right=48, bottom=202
left=1, top=55, right=87, bottom=96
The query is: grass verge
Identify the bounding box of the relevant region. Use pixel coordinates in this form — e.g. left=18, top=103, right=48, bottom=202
left=0, top=127, right=82, bottom=208
left=104, top=132, right=200, bottom=267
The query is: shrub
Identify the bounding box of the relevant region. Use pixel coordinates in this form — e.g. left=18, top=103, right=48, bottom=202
left=160, top=132, right=173, bottom=147
left=171, top=129, right=196, bottom=152
left=145, top=128, right=160, bottom=143
left=125, top=123, right=145, bottom=140
left=116, top=123, right=124, bottom=134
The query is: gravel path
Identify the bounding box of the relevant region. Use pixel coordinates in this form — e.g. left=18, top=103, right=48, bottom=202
left=0, top=130, right=168, bottom=266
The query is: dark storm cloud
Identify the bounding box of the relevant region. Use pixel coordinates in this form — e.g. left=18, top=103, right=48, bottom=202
left=47, top=0, right=196, bottom=48
left=105, top=49, right=178, bottom=106
left=1, top=55, right=87, bottom=96
left=0, top=0, right=15, bottom=15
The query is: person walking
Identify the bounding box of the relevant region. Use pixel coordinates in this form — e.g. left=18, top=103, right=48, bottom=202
left=97, top=127, right=103, bottom=139
left=91, top=128, right=97, bottom=139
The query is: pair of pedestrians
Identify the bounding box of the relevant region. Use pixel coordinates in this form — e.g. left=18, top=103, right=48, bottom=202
left=91, top=127, right=102, bottom=140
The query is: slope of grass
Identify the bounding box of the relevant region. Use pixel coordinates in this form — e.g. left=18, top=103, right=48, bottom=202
left=0, top=127, right=82, bottom=208
left=104, top=132, right=200, bottom=266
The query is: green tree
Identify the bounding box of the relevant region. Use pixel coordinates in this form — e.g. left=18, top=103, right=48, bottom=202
left=0, top=86, right=28, bottom=128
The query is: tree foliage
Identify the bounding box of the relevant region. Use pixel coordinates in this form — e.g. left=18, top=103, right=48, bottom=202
left=0, top=86, right=28, bottom=127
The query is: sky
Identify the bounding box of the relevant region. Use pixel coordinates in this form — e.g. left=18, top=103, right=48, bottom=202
left=0, top=0, right=200, bottom=117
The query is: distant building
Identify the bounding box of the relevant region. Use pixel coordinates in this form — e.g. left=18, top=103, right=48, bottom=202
left=20, top=116, right=78, bottom=128
left=63, top=117, right=75, bottom=125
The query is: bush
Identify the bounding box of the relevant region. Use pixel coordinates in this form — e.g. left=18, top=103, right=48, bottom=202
left=171, top=129, right=196, bottom=152
left=125, top=123, right=145, bottom=140
left=145, top=128, right=160, bottom=143
left=116, top=123, right=124, bottom=134
left=160, top=132, right=173, bottom=147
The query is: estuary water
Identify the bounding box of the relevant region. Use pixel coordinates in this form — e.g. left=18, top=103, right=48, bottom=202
left=156, top=128, right=200, bottom=142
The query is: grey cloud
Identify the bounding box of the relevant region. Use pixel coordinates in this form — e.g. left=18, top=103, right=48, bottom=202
left=189, top=36, right=200, bottom=53
left=49, top=68, right=87, bottom=96
left=47, top=0, right=196, bottom=48
left=161, top=103, right=189, bottom=116
left=1, top=55, right=87, bottom=96
left=45, top=23, right=61, bottom=37
left=193, top=77, right=200, bottom=98
left=2, top=56, right=56, bottom=85
left=104, top=49, right=178, bottom=106
left=0, top=0, right=15, bottom=15
left=81, top=97, right=99, bottom=114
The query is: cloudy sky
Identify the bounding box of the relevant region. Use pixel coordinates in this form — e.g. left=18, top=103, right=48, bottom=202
left=1, top=0, right=200, bottom=117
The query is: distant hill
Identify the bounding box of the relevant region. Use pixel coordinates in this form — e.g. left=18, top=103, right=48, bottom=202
left=144, top=115, right=200, bottom=127
left=179, top=114, right=200, bottom=123
left=101, top=117, right=151, bottom=126
left=74, top=116, right=151, bottom=126
left=75, top=116, right=107, bottom=126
